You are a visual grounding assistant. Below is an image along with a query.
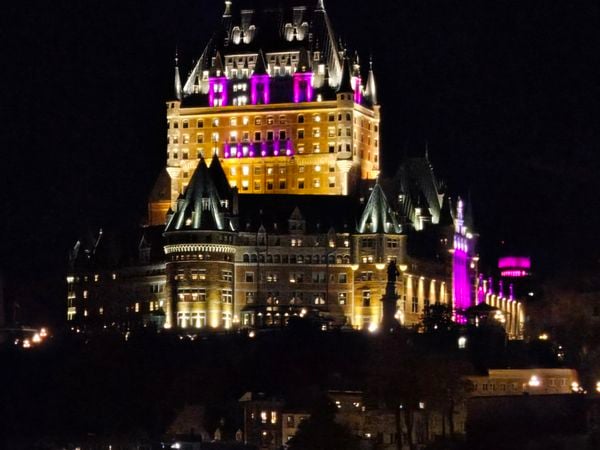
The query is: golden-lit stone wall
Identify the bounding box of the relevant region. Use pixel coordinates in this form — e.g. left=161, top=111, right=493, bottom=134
left=148, top=97, right=380, bottom=224
left=164, top=242, right=236, bottom=330
left=233, top=232, right=354, bottom=327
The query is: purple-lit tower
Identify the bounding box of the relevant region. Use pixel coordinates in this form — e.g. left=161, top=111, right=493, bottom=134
left=452, top=198, right=476, bottom=319
left=293, top=49, right=313, bottom=103
left=250, top=51, right=270, bottom=105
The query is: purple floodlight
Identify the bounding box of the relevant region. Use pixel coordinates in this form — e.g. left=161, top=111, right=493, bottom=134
left=208, top=77, right=228, bottom=107
left=250, top=74, right=270, bottom=105
left=498, top=256, right=531, bottom=270
left=293, top=73, right=313, bottom=103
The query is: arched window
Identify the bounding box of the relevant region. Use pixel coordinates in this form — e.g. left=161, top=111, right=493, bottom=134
left=243, top=254, right=250, bottom=263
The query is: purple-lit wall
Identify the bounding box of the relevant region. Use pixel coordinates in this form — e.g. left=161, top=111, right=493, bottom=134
left=353, top=77, right=362, bottom=104
left=250, top=74, right=270, bottom=105
left=453, top=235, right=472, bottom=316
left=293, top=73, right=313, bottom=103
left=209, top=77, right=228, bottom=107
left=498, top=256, right=531, bottom=270
left=223, top=139, right=294, bottom=159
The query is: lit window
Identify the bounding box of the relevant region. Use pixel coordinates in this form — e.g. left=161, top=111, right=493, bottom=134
left=363, top=290, right=371, bottom=307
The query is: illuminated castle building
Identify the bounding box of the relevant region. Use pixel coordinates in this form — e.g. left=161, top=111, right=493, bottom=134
left=66, top=1, right=523, bottom=337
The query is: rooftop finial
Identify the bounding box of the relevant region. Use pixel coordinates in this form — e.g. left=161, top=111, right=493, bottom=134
left=223, top=0, right=232, bottom=17
left=316, top=0, right=325, bottom=11
left=174, top=47, right=182, bottom=101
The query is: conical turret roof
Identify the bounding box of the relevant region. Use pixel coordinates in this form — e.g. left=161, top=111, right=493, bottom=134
left=165, top=159, right=230, bottom=232
left=357, top=182, right=402, bottom=234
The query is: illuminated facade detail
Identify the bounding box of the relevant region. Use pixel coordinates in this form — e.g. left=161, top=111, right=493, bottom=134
left=468, top=369, right=579, bottom=396
left=452, top=198, right=476, bottom=321
left=66, top=1, right=526, bottom=339
left=151, top=0, right=381, bottom=222
left=498, top=256, right=531, bottom=278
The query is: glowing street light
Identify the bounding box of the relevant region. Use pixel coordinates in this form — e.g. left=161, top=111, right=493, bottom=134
left=528, top=375, right=541, bottom=387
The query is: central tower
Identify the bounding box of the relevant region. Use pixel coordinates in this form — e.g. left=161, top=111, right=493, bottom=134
left=149, top=0, right=381, bottom=225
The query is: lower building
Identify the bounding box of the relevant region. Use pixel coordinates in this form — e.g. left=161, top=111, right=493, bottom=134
left=66, top=154, right=524, bottom=336
left=468, top=368, right=580, bottom=397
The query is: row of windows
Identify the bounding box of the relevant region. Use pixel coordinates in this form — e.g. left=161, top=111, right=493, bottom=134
left=177, top=288, right=232, bottom=303
left=168, top=112, right=364, bottom=130
left=244, top=291, right=348, bottom=306
left=171, top=253, right=234, bottom=262
left=361, top=238, right=400, bottom=248
left=176, top=311, right=232, bottom=328
left=241, top=254, right=351, bottom=264
left=244, top=272, right=348, bottom=284
left=231, top=177, right=335, bottom=191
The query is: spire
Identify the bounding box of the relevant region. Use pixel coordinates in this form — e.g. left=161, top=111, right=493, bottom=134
left=174, top=49, right=182, bottom=101
left=316, top=0, right=325, bottom=11
left=223, top=0, right=232, bottom=17
left=352, top=51, right=360, bottom=76
left=365, top=56, right=378, bottom=104
left=337, top=57, right=353, bottom=93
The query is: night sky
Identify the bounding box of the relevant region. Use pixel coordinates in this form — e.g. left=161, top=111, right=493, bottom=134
left=2, top=0, right=599, bottom=325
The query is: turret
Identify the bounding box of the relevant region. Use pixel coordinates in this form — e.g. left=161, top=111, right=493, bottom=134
left=351, top=52, right=362, bottom=103
left=365, top=57, right=378, bottom=105
left=337, top=56, right=354, bottom=96
left=173, top=50, right=182, bottom=101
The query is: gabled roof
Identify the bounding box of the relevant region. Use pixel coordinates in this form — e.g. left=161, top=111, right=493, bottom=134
left=357, top=182, right=402, bottom=234
left=395, top=156, right=444, bottom=225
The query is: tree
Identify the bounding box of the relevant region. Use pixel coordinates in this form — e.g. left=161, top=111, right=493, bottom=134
left=367, top=334, right=473, bottom=450
left=421, top=303, right=456, bottom=334
left=287, top=396, right=360, bottom=450
left=367, top=333, right=428, bottom=450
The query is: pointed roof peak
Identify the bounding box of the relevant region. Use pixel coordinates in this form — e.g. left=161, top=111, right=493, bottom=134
left=166, top=158, right=231, bottom=232
left=173, top=47, right=182, bottom=101
left=316, top=0, right=325, bottom=12
left=337, top=56, right=353, bottom=93
left=365, top=55, right=377, bottom=104
left=253, top=49, right=268, bottom=75
left=358, top=184, right=402, bottom=234
left=223, top=0, right=232, bottom=17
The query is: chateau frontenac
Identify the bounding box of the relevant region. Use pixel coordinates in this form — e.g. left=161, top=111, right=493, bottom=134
left=67, top=0, right=524, bottom=337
